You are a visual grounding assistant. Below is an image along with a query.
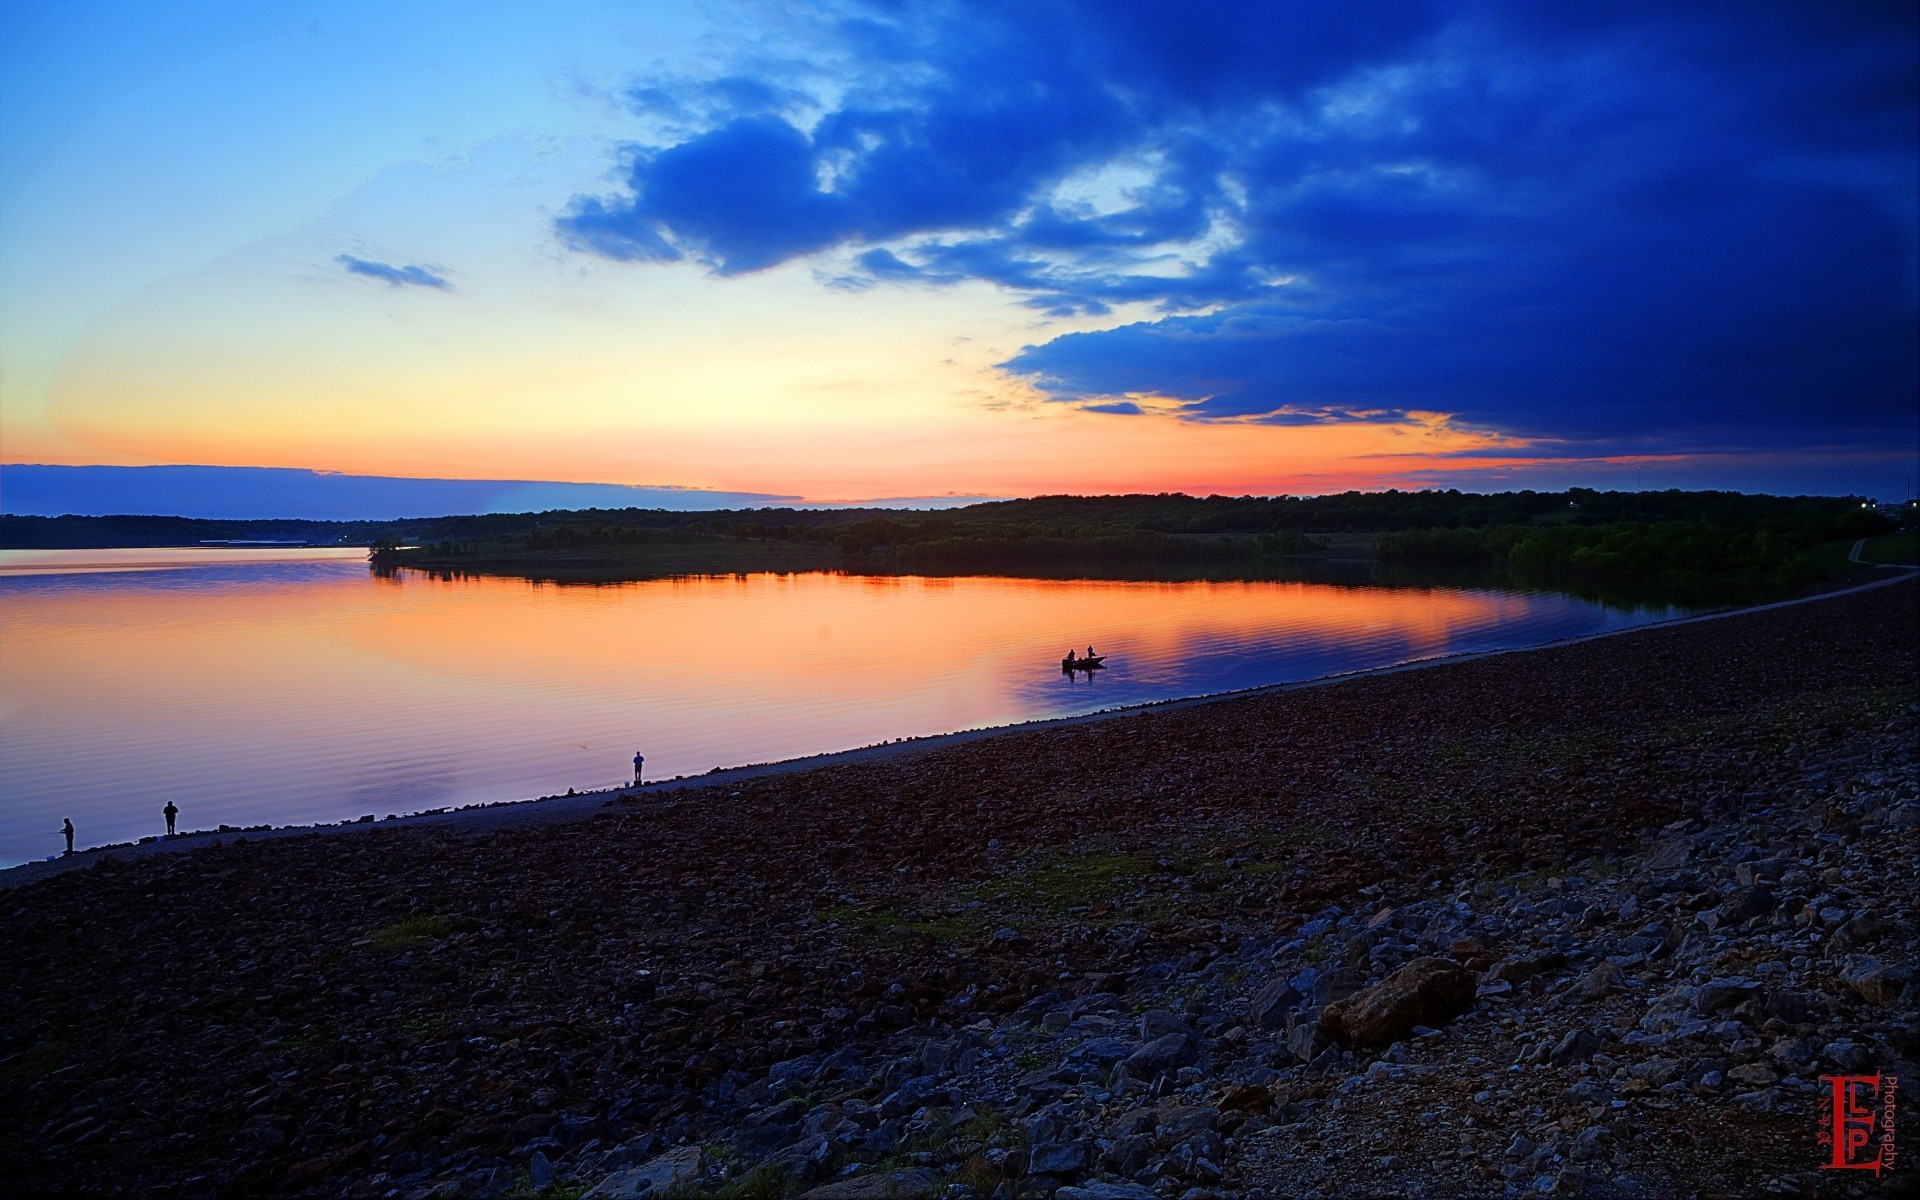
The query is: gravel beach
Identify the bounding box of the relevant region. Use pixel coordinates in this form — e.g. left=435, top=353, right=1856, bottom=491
left=2, top=577, right=1914, bottom=1198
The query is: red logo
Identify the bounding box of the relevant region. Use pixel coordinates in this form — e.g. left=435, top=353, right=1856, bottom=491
left=1819, top=1073, right=1897, bottom=1173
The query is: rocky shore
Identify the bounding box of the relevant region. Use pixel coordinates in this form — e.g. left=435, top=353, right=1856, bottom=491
left=3, top=580, right=1914, bottom=1199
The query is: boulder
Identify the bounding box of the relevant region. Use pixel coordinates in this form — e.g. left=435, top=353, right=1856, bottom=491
left=1057, top=1184, right=1157, bottom=1200
left=1717, top=885, right=1776, bottom=926
left=1573, top=962, right=1624, bottom=1000
left=801, top=1168, right=941, bottom=1199
left=1842, top=958, right=1912, bottom=1007
left=1319, top=957, right=1477, bottom=1046
left=1122, top=1031, right=1200, bottom=1079
left=583, top=1146, right=703, bottom=1199
left=1247, top=977, right=1298, bottom=1031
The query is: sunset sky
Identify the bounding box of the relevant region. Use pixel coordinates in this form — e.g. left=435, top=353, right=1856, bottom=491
left=3, top=1, right=1915, bottom=504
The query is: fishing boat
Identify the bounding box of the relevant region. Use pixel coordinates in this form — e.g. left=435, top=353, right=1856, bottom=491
left=1062, top=653, right=1106, bottom=671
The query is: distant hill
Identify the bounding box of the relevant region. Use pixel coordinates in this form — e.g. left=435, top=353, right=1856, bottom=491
left=0, top=464, right=801, bottom=522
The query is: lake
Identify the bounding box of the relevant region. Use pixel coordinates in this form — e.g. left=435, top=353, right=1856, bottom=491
left=0, top=548, right=1699, bottom=865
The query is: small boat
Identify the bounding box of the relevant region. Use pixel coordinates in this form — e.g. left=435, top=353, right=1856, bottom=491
left=1062, top=654, right=1106, bottom=671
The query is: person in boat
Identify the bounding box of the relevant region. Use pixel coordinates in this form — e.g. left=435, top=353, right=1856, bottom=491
left=1085, top=645, right=1097, bottom=660
left=1064, top=648, right=1077, bottom=666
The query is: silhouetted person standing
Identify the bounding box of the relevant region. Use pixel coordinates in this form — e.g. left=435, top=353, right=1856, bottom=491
left=633, top=750, right=646, bottom=786
left=62, top=818, right=74, bottom=856
left=164, top=801, right=178, bottom=837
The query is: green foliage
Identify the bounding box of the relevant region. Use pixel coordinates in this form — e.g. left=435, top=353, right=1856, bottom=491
left=972, top=852, right=1148, bottom=912
left=1375, top=502, right=1894, bottom=600
left=366, top=914, right=454, bottom=952
left=0, top=1042, right=70, bottom=1084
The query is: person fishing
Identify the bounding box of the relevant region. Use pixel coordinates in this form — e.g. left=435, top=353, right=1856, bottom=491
left=163, top=800, right=179, bottom=837
left=62, top=818, right=74, bottom=856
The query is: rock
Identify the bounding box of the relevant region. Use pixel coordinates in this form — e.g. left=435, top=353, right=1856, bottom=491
left=1286, top=1012, right=1327, bottom=1062
left=1573, top=962, right=1624, bottom=1000
left=1311, top=968, right=1365, bottom=1007
left=1629, top=1057, right=1684, bottom=1087
left=1727, top=1063, right=1779, bottom=1088
left=1821, top=1040, right=1873, bottom=1073
left=1057, top=1184, right=1157, bottom=1200
left=1102, top=1133, right=1154, bottom=1177
left=1717, top=885, right=1776, bottom=926
left=1028, top=1140, right=1086, bottom=1175
left=1569, top=1127, right=1610, bottom=1162
left=1841, top=958, right=1912, bottom=1007
left=1139, top=1010, right=1197, bottom=1040
left=1216, top=1083, right=1272, bottom=1113
left=1549, top=1029, right=1602, bottom=1065
left=583, top=1146, right=703, bottom=1199
left=1693, top=978, right=1759, bottom=1014
left=1319, top=957, right=1477, bottom=1047
left=800, top=1168, right=941, bottom=1199
left=1486, top=952, right=1566, bottom=984
left=1833, top=914, right=1890, bottom=951
left=528, top=1151, right=554, bottom=1189
left=1124, top=1031, right=1201, bottom=1079
left=1645, top=838, right=1692, bottom=870
left=770, top=1134, right=834, bottom=1184
left=1247, top=977, right=1298, bottom=1031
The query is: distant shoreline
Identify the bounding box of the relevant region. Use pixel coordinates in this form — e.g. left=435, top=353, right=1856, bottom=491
left=6, top=562, right=1912, bottom=890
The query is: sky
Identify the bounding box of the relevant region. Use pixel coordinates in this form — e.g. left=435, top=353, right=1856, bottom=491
left=2, top=1, right=1915, bottom=505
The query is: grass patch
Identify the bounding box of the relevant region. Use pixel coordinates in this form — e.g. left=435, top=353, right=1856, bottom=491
left=811, top=905, right=981, bottom=944
left=1859, top=530, right=1920, bottom=565
left=0, top=1041, right=69, bottom=1084
left=366, top=914, right=454, bottom=952
left=972, top=852, right=1149, bottom=913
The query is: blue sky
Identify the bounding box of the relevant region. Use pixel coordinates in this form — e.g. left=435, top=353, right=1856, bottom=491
left=3, top=1, right=1915, bottom=502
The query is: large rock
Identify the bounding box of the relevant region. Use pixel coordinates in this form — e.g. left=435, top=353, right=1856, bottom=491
left=800, top=1168, right=941, bottom=1198
left=583, top=1146, right=703, bottom=1199
left=1318, top=957, right=1477, bottom=1046
left=1122, top=1031, right=1200, bottom=1079
left=1247, top=977, right=1298, bottom=1031
left=1842, top=958, right=1912, bottom=1007
left=1057, top=1185, right=1157, bottom=1200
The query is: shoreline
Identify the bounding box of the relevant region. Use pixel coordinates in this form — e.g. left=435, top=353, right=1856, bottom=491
left=2, top=569, right=1912, bottom=1198
left=6, top=564, right=1912, bottom=890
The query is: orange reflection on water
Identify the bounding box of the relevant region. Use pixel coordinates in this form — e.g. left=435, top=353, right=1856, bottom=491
left=0, top=561, right=1671, bottom=864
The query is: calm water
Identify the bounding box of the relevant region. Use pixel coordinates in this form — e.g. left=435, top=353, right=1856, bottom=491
left=0, top=548, right=1698, bottom=865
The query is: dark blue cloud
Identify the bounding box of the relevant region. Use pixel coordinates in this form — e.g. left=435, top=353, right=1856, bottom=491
left=336, top=255, right=450, bottom=290
left=560, top=0, right=1918, bottom=458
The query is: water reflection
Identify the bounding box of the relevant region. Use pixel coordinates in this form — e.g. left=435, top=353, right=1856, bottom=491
left=0, top=552, right=1697, bottom=865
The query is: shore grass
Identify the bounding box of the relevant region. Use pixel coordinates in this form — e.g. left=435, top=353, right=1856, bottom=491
left=1859, top=529, right=1920, bottom=564
left=392, top=538, right=843, bottom=581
